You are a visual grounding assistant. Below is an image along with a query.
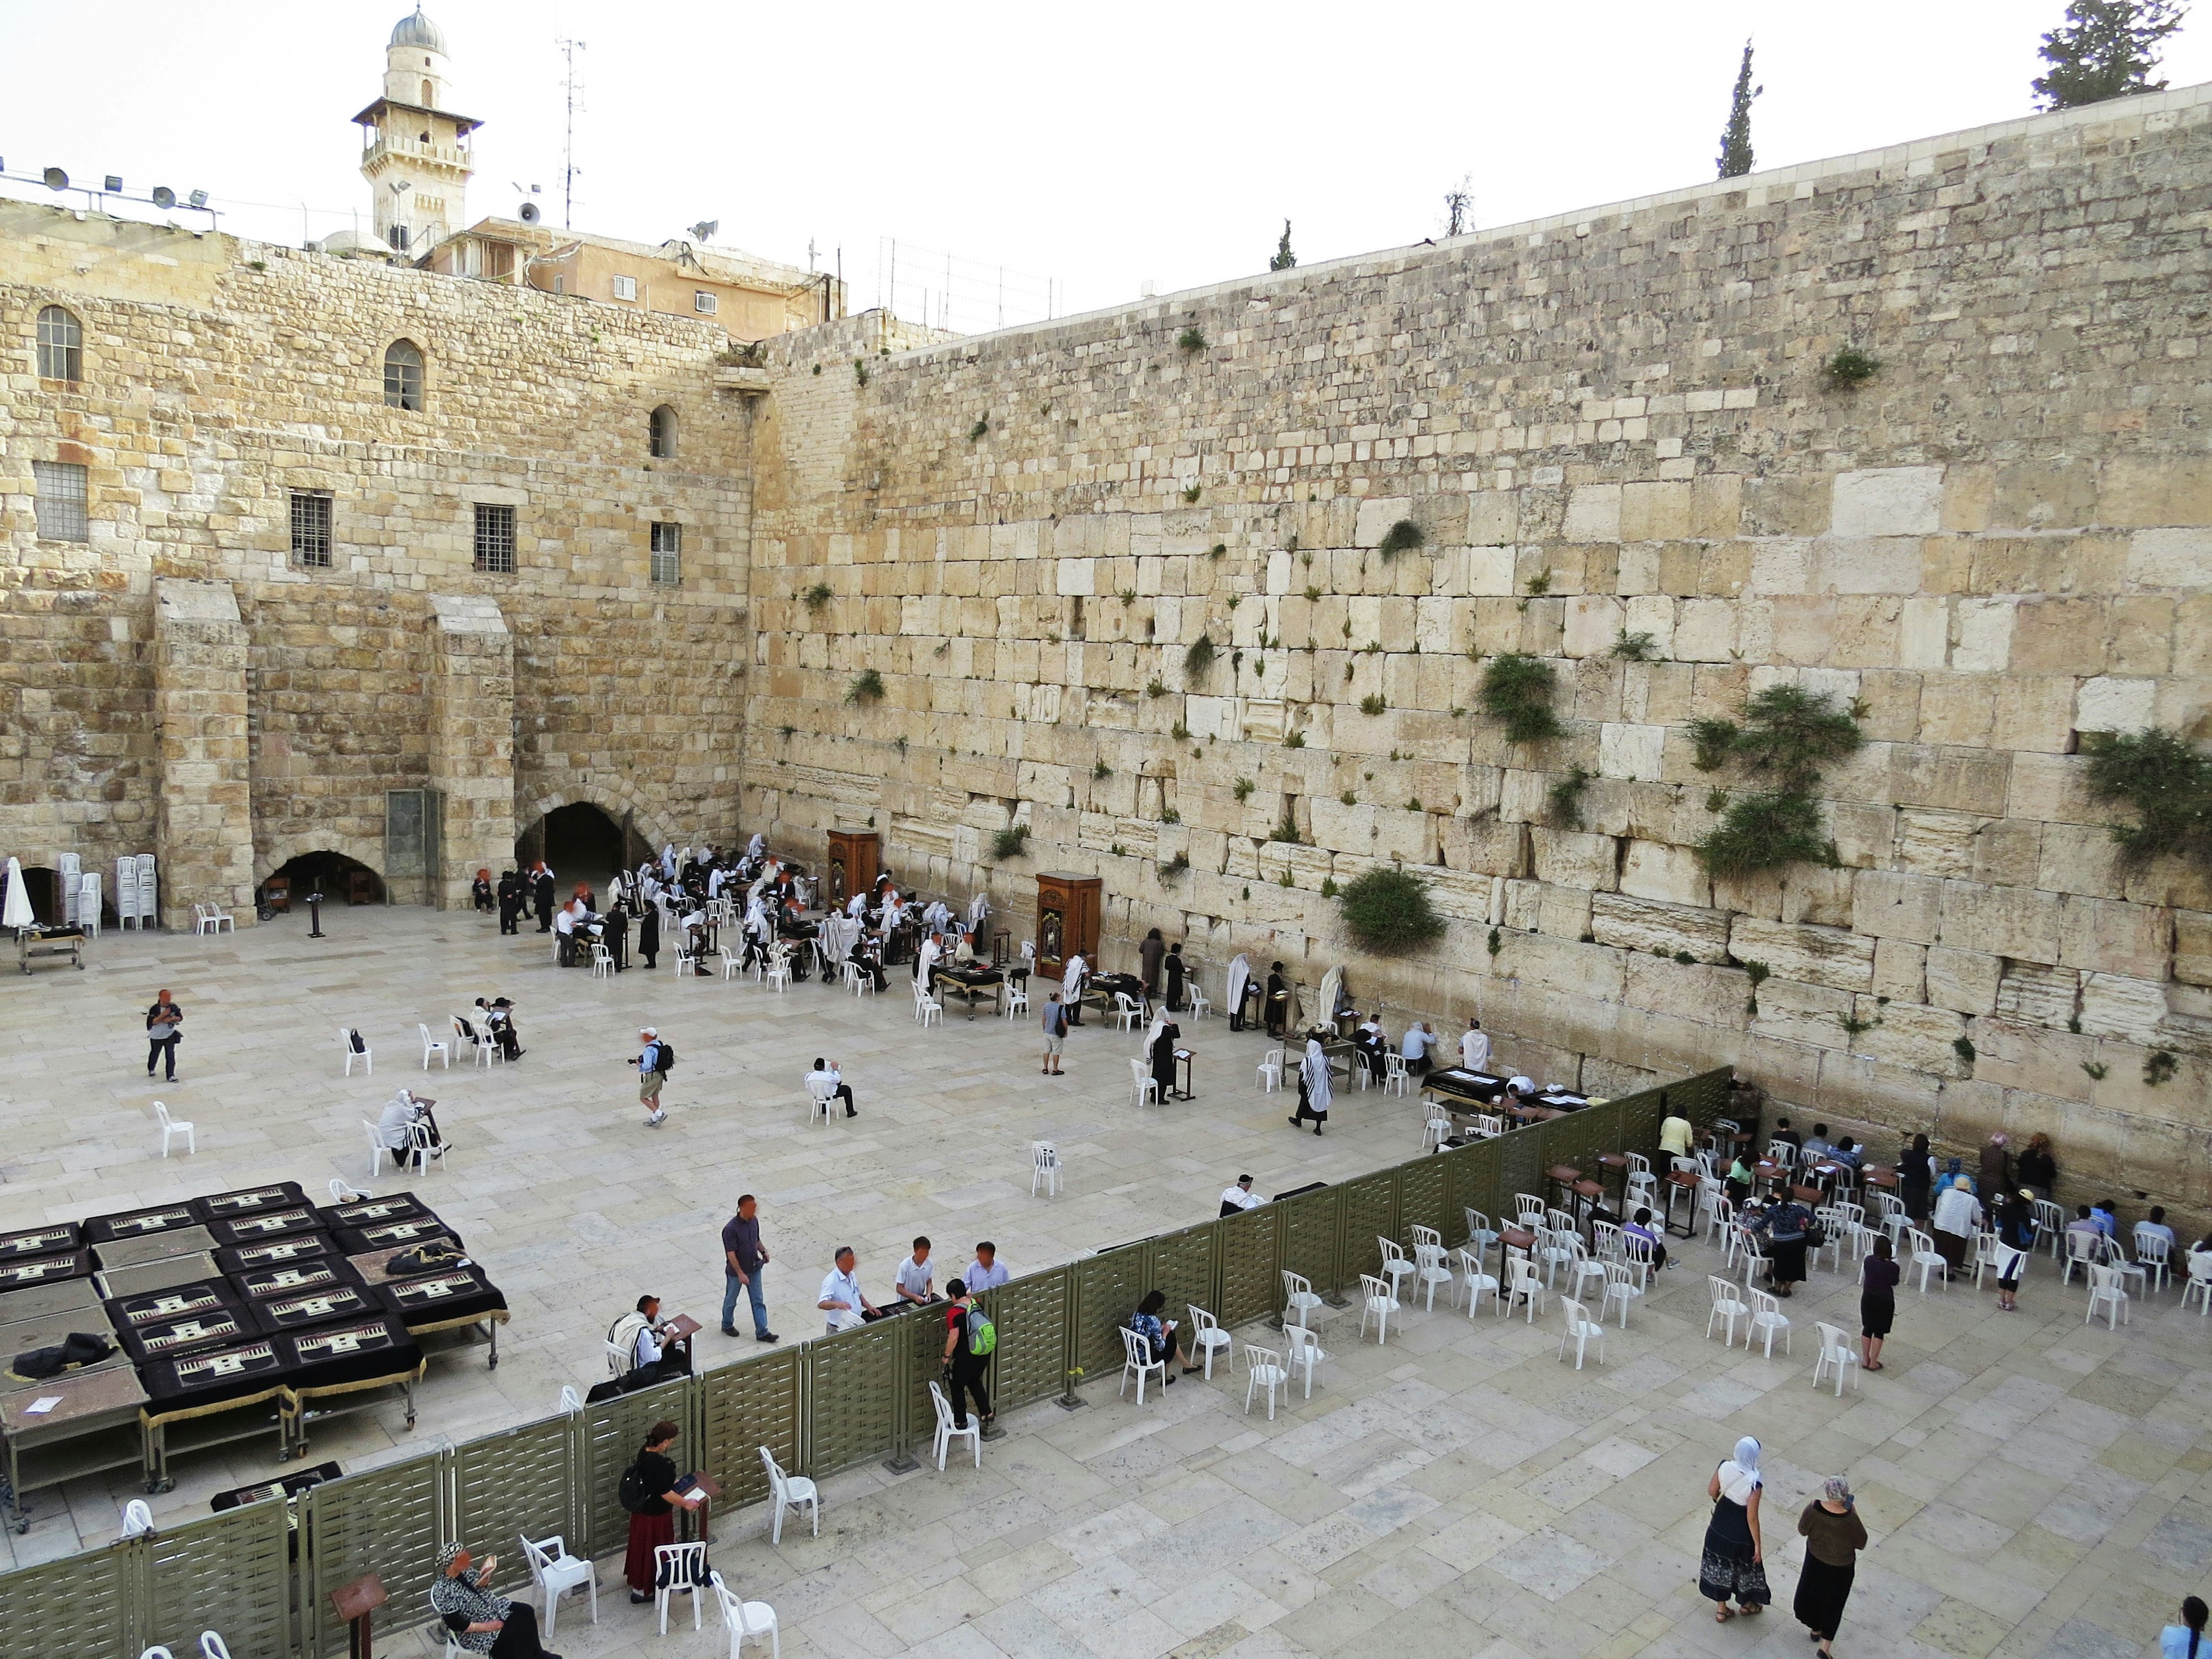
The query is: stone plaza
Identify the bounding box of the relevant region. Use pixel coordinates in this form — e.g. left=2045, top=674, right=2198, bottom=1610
left=1, top=908, right=2207, bottom=1659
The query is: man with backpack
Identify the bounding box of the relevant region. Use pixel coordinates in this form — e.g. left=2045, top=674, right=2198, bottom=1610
left=940, top=1278, right=999, bottom=1440
left=631, top=1027, right=673, bottom=1128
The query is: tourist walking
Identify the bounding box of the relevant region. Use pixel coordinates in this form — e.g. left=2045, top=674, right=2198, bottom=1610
left=1041, top=990, right=1069, bottom=1075
left=1290, top=1029, right=1331, bottom=1136
left=143, top=988, right=183, bottom=1082
left=1793, top=1476, right=1868, bottom=1656
left=631, top=1027, right=672, bottom=1128
left=2160, top=1596, right=2208, bottom=1658
left=720, top=1194, right=777, bottom=1342
left=1699, top=1436, right=1769, bottom=1620
left=1860, top=1236, right=1898, bottom=1371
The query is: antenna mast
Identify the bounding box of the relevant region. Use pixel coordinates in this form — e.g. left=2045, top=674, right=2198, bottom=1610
left=556, top=36, right=586, bottom=228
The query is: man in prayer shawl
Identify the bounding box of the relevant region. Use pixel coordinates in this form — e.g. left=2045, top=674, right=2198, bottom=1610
left=1226, top=953, right=1253, bottom=1031
left=1144, top=1009, right=1182, bottom=1101
left=1290, top=1029, right=1331, bottom=1135
left=745, top=832, right=765, bottom=860
left=1062, top=949, right=1089, bottom=1025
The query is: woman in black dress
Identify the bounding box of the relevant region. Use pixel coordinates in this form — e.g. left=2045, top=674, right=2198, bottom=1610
left=1899, top=1133, right=1935, bottom=1225
left=1794, top=1477, right=1869, bottom=1656
left=1861, top=1235, right=1899, bottom=1371
left=1700, top=1436, right=1768, bottom=1620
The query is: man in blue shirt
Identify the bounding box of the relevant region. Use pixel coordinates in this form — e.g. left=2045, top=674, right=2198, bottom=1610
left=963, top=1241, right=1011, bottom=1294
left=632, top=1027, right=670, bottom=1128
left=721, top=1194, right=777, bottom=1343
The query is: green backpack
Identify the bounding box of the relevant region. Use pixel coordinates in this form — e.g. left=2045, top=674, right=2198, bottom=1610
left=967, top=1307, right=997, bottom=1357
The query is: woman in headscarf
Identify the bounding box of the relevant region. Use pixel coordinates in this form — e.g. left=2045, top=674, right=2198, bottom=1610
left=430, top=1541, right=559, bottom=1658
left=1793, top=1476, right=1868, bottom=1656
left=1899, top=1134, right=1936, bottom=1225
left=1930, top=1164, right=1982, bottom=1281
left=1145, top=1009, right=1181, bottom=1101
left=1290, top=1028, right=1331, bottom=1136
left=1990, top=1189, right=2037, bottom=1312
left=1138, top=927, right=1165, bottom=1002
left=1699, top=1435, right=1769, bottom=1620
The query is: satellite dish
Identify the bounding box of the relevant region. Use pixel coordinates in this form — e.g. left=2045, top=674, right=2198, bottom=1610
left=43, top=166, right=67, bottom=191
left=151, top=186, right=176, bottom=209
left=518, top=200, right=541, bottom=224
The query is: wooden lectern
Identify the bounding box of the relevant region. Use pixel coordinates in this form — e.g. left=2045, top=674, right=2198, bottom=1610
left=1035, top=872, right=1100, bottom=982
left=330, top=1573, right=387, bottom=1659
left=826, top=829, right=880, bottom=908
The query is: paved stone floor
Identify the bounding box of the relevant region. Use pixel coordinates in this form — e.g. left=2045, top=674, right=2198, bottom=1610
left=5, top=908, right=2209, bottom=1659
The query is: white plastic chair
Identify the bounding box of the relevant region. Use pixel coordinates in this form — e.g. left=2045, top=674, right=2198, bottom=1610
left=1600, top=1261, right=1643, bottom=1328
left=454, top=1016, right=499, bottom=1068
left=418, top=1023, right=450, bottom=1070
left=2134, top=1227, right=2173, bottom=1292
left=758, top=1448, right=819, bottom=1545
left=1906, top=1228, right=1949, bottom=1293
left=1748, top=1287, right=1793, bottom=1357
left=328, top=1177, right=371, bottom=1204
left=521, top=1533, right=597, bottom=1636
left=707, top=1569, right=779, bottom=1659
left=120, top=1499, right=156, bottom=1539
left=1382, top=1053, right=1410, bottom=1097
left=1505, top=1253, right=1550, bottom=1323
left=1186, top=982, right=1211, bottom=1019
left=1283, top=1322, right=1329, bottom=1397
left=154, top=1101, right=194, bottom=1157
left=913, top=986, right=942, bottom=1027
left=1737, top=1232, right=1771, bottom=1290
left=2184, top=1251, right=2212, bottom=1316
left=805, top=1075, right=836, bottom=1126
left=1242, top=1343, right=1289, bottom=1419
left=1128, top=1057, right=1159, bottom=1107
left=926, top=1379, right=981, bottom=1470
left=1514, top=1192, right=1547, bottom=1227
left=1030, top=1141, right=1060, bottom=1197
left=720, top=946, right=744, bottom=981
left=1281, top=1270, right=1323, bottom=1328
left=1812, top=1321, right=1859, bottom=1395
left=2061, top=1227, right=2102, bottom=1286
left=1185, top=1305, right=1233, bottom=1379
left=1455, top=1247, right=1500, bottom=1316
left=1472, top=1112, right=1506, bottom=1139
left=363, top=1120, right=393, bottom=1181
left=1256, top=1048, right=1284, bottom=1092
left=140, top=1649, right=177, bottom=1659
left=1119, top=1324, right=1167, bottom=1402
left=559, top=1384, right=583, bottom=1415
left=1357, top=1272, right=1399, bottom=1344
left=340, top=1027, right=372, bottom=1077
left=2085, top=1263, right=2130, bottom=1329
left=1110, top=992, right=1144, bottom=1032
left=1421, top=1111, right=1454, bottom=1153
left=198, top=1637, right=231, bottom=1659
left=656, top=1540, right=706, bottom=1633
left=408, top=1120, right=445, bottom=1176
left=1971, top=1230, right=2004, bottom=1291
left=592, top=943, right=614, bottom=979
left=2034, top=1200, right=2067, bottom=1256
left=1533, top=1228, right=1577, bottom=1290
left=1412, top=1241, right=1455, bottom=1311
left=1564, top=1237, right=1607, bottom=1305
left=1706, top=1275, right=1750, bottom=1346
left=1463, top=1209, right=1500, bottom=1258
left=1557, top=1297, right=1606, bottom=1369
left=1591, top=1219, right=1623, bottom=1263
left=1004, top=982, right=1029, bottom=1018
left=1377, top=1237, right=1416, bottom=1298
left=1623, top=1153, right=1658, bottom=1212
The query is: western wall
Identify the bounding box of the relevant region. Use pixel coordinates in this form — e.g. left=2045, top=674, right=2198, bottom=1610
left=744, top=87, right=2212, bottom=1209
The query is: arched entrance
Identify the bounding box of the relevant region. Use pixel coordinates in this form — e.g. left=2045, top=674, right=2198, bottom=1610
left=516, top=801, right=627, bottom=893
left=265, top=850, right=385, bottom=910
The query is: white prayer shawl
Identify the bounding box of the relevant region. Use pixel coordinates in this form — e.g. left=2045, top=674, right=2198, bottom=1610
left=968, top=892, right=990, bottom=928
left=746, top=832, right=765, bottom=859
left=1142, top=1014, right=1169, bottom=1065
left=1225, top=954, right=1251, bottom=1015
left=1318, top=966, right=1344, bottom=1029
left=660, top=845, right=677, bottom=880
left=918, top=937, right=942, bottom=979
left=1063, top=953, right=1087, bottom=999
left=1301, top=1039, right=1333, bottom=1115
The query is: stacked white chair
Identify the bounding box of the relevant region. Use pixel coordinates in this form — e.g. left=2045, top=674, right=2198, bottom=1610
left=136, top=855, right=157, bottom=927
left=59, top=853, right=80, bottom=925
left=79, top=872, right=102, bottom=935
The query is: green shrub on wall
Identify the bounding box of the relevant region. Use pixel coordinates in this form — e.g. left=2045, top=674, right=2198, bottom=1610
left=2082, top=726, right=2212, bottom=871
left=1692, top=684, right=1862, bottom=876
left=1479, top=653, right=1563, bottom=744
left=1337, top=866, right=1446, bottom=955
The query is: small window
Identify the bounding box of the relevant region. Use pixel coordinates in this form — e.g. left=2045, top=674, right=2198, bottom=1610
left=387, top=223, right=411, bottom=252
left=612, top=274, right=637, bottom=301
left=421, top=78, right=435, bottom=104
left=649, top=404, right=677, bottom=459
left=289, top=490, right=334, bottom=569
left=33, top=460, right=89, bottom=543
left=650, top=522, right=681, bottom=585
left=474, top=503, right=516, bottom=573
left=36, top=305, right=82, bottom=382
left=384, top=339, right=423, bottom=409
left=693, top=290, right=717, bottom=315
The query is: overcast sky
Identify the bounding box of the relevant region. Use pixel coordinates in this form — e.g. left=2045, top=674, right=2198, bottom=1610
left=3, top=1, right=2206, bottom=332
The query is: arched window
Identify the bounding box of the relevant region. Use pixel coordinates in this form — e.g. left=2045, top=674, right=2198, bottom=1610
left=421, top=78, right=436, bottom=105
left=36, top=306, right=82, bottom=382
left=649, top=404, right=677, bottom=459
left=383, top=339, right=423, bottom=411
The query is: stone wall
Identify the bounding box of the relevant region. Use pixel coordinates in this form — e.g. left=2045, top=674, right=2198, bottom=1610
left=744, top=88, right=2212, bottom=1208
left=0, top=201, right=755, bottom=913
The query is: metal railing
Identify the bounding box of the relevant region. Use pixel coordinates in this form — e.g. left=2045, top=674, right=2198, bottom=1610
left=0, top=1067, right=1733, bottom=1657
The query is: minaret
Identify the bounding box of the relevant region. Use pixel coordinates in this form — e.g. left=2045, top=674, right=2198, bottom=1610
left=352, top=7, right=480, bottom=257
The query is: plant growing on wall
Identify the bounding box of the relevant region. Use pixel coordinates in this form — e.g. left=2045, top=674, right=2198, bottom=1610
left=1741, top=959, right=1770, bottom=1016
left=1612, top=630, right=1657, bottom=661
left=1158, top=851, right=1190, bottom=882
left=1548, top=766, right=1592, bottom=828
left=1093, top=759, right=1112, bottom=779
left=2143, top=1048, right=2178, bottom=1085
left=1282, top=729, right=1305, bottom=748
left=1146, top=677, right=1168, bottom=698
left=845, top=669, right=885, bottom=704
left=1479, top=653, right=1565, bottom=743
left=1271, top=812, right=1302, bottom=843
left=1338, top=866, right=1446, bottom=954
left=1181, top=483, right=1202, bottom=503
left=1233, top=777, right=1255, bottom=801
left=854, top=359, right=869, bottom=386
left=969, top=415, right=990, bottom=441
left=1184, top=635, right=1217, bottom=684
left=2081, top=726, right=2212, bottom=871
left=802, top=582, right=833, bottom=613
left=1177, top=327, right=1208, bottom=354
left=1825, top=347, right=1881, bottom=385
left=1691, top=688, right=1862, bottom=876
left=991, top=824, right=1031, bottom=861
left=1359, top=694, right=1388, bottom=716
left=1378, top=520, right=1425, bottom=561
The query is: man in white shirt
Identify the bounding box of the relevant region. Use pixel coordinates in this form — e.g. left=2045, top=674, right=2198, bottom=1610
left=893, top=1236, right=936, bottom=1304
left=1399, top=1021, right=1439, bottom=1077
left=805, top=1057, right=857, bottom=1119
left=963, top=1241, right=1010, bottom=1294
left=817, top=1247, right=877, bottom=1334
left=1219, top=1175, right=1263, bottom=1217
left=554, top=900, right=578, bottom=965
left=1355, top=1013, right=1388, bottom=1083
left=1460, top=1017, right=1491, bottom=1073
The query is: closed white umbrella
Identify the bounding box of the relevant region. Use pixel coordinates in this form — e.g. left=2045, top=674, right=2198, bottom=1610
left=2, top=858, right=32, bottom=931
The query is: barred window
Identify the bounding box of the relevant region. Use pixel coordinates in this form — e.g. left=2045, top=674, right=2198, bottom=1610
left=612, top=274, right=637, bottom=301
left=32, top=460, right=89, bottom=542
left=383, top=339, right=424, bottom=410
left=693, top=290, right=717, bottom=315
left=36, top=306, right=82, bottom=382
left=650, top=521, right=681, bottom=585
left=290, top=490, right=334, bottom=568
left=474, top=502, right=516, bottom=573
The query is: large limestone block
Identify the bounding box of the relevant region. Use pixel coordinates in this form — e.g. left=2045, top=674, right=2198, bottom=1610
left=1750, top=977, right=1853, bottom=1050
left=1355, top=497, right=1416, bottom=547
left=1531, top=828, right=1619, bottom=892
left=1597, top=723, right=1665, bottom=782
left=1850, top=998, right=1969, bottom=1078
left=2127, top=528, right=2210, bottom=589
left=1873, top=937, right=1927, bottom=1003
left=1926, top=945, right=2002, bottom=1014
left=1563, top=594, right=1622, bottom=658
left=1995, top=961, right=2080, bottom=1027
left=1832, top=467, right=1944, bottom=537
left=2177, top=910, right=2212, bottom=987
left=1812, top=538, right=1923, bottom=594
left=2077, top=971, right=2169, bottom=1044
left=1729, top=916, right=1876, bottom=993
left=2059, top=895, right=2173, bottom=980
left=2075, top=676, right=2157, bottom=733
left=1562, top=484, right=1622, bottom=543
left=1895, top=810, right=1981, bottom=878
left=1590, top=892, right=1731, bottom=959
left=1939, top=880, right=2062, bottom=963
left=1853, top=870, right=1944, bottom=944
left=1618, top=839, right=1710, bottom=907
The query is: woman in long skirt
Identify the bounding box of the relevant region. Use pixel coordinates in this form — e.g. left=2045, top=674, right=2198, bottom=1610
left=1794, top=1476, right=1869, bottom=1656
left=1699, top=1436, right=1768, bottom=1620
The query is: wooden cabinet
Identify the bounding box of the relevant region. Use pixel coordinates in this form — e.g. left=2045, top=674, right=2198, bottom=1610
left=826, top=830, right=880, bottom=908
left=1035, top=872, right=1100, bottom=982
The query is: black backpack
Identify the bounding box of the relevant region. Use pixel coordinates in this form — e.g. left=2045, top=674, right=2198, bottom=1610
left=653, top=1041, right=676, bottom=1074
left=617, top=1460, right=650, bottom=1513
left=349, top=1029, right=366, bottom=1053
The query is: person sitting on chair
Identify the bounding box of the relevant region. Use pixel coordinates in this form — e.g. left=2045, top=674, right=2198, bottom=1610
left=471, top=869, right=495, bottom=913
left=1130, top=1289, right=1192, bottom=1380
left=807, top=1057, right=857, bottom=1119
left=607, top=1294, right=691, bottom=1384
left=474, top=998, right=523, bottom=1060
left=378, top=1088, right=438, bottom=1169
left=431, top=1542, right=560, bottom=1659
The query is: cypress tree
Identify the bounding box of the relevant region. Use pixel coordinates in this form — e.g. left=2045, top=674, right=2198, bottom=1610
left=1716, top=41, right=1760, bottom=179
left=2032, top=0, right=2187, bottom=108
left=1270, top=220, right=1297, bottom=271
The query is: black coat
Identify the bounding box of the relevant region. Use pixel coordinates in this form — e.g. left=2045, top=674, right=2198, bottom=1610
left=532, top=873, right=555, bottom=913
left=638, top=907, right=661, bottom=957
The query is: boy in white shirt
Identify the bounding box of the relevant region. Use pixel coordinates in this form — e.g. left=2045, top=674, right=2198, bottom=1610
left=893, top=1236, right=937, bottom=1304
left=1460, top=1017, right=1491, bottom=1072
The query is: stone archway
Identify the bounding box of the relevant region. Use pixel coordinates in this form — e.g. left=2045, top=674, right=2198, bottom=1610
left=256, top=832, right=386, bottom=895
left=517, top=776, right=680, bottom=875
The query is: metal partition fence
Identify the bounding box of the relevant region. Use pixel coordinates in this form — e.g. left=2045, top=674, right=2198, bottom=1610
left=2, top=1067, right=1733, bottom=1657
